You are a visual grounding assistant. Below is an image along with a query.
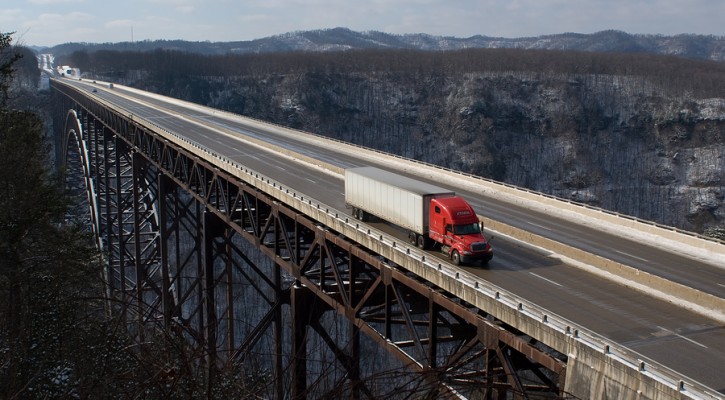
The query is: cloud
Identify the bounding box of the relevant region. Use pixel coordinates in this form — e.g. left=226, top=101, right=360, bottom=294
left=176, top=5, right=195, bottom=13
left=16, top=11, right=96, bottom=46
left=8, top=0, right=725, bottom=47
left=237, top=14, right=276, bottom=24
left=143, top=0, right=196, bottom=14
left=28, top=0, right=84, bottom=4
left=105, top=19, right=135, bottom=29
left=32, top=11, right=94, bottom=25
left=147, top=0, right=191, bottom=4
left=0, top=8, right=23, bottom=23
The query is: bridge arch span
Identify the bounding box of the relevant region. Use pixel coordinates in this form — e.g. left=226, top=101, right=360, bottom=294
left=60, top=108, right=101, bottom=244
left=50, top=78, right=717, bottom=399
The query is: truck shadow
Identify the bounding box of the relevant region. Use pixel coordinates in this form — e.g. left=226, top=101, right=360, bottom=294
left=468, top=237, right=564, bottom=272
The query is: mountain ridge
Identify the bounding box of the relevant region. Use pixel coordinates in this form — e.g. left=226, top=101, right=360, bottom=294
left=45, top=28, right=725, bottom=61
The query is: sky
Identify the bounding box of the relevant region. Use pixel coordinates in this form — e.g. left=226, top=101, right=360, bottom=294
left=2, top=0, right=725, bottom=48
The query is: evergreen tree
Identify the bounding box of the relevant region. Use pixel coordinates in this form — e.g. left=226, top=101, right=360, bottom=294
left=0, top=31, right=102, bottom=398
left=1, top=32, right=262, bottom=398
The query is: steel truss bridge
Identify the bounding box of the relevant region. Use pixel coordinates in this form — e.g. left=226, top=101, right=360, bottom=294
left=51, top=78, right=724, bottom=399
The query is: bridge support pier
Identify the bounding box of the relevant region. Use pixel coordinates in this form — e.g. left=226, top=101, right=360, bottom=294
left=291, top=282, right=310, bottom=399
left=202, top=210, right=224, bottom=396
left=54, top=81, right=572, bottom=399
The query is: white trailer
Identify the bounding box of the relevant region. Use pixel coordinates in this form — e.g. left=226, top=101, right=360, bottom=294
left=344, top=166, right=454, bottom=235
left=56, top=65, right=81, bottom=79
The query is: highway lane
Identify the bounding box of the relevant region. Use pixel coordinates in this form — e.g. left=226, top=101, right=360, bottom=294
left=62, top=79, right=725, bottom=392
left=100, top=80, right=725, bottom=299
left=477, top=239, right=725, bottom=390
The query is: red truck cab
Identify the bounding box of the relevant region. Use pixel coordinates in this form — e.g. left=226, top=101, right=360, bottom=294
left=427, top=196, right=493, bottom=265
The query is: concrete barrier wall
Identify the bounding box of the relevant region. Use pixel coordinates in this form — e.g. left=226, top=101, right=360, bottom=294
left=245, top=169, right=720, bottom=399
left=64, top=80, right=722, bottom=399
left=147, top=121, right=719, bottom=399
left=170, top=101, right=725, bottom=321
left=483, top=216, right=725, bottom=323
left=115, top=80, right=725, bottom=258
left=163, top=98, right=724, bottom=322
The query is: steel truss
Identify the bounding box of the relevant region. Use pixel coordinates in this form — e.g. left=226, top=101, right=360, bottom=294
left=53, top=81, right=569, bottom=399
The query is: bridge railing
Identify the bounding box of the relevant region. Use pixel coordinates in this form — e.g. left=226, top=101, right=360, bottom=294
left=115, top=81, right=725, bottom=252
left=55, top=79, right=722, bottom=399
left=107, top=80, right=725, bottom=321
left=140, top=108, right=721, bottom=400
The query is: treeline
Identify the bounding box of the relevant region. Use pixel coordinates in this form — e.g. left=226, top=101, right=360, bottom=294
left=1, top=32, right=260, bottom=398
left=65, top=47, right=725, bottom=98
left=59, top=45, right=725, bottom=234
left=45, top=29, right=725, bottom=61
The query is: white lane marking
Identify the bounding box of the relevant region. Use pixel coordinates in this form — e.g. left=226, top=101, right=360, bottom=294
left=615, top=250, right=649, bottom=263
left=305, top=178, right=316, bottom=184
left=657, top=326, right=708, bottom=349
left=275, top=165, right=286, bottom=171
left=529, top=272, right=562, bottom=287
left=717, top=283, right=725, bottom=289
left=528, top=222, right=552, bottom=231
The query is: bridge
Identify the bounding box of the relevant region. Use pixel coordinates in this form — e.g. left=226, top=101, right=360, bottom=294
left=51, top=77, right=725, bottom=399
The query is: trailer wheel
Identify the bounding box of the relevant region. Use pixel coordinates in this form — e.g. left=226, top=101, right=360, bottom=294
left=417, top=235, right=427, bottom=250
left=451, top=250, right=461, bottom=266
left=358, top=209, right=367, bottom=222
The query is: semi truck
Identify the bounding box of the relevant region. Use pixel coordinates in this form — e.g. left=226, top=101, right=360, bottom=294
left=344, top=167, right=493, bottom=265
left=56, top=65, right=80, bottom=79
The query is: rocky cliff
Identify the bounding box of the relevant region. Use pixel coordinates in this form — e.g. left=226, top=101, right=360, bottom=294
left=147, top=71, right=723, bottom=235
left=94, top=50, right=725, bottom=236
left=49, top=28, right=725, bottom=61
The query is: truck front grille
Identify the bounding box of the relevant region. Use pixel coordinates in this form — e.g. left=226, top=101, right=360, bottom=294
left=471, top=242, right=488, bottom=252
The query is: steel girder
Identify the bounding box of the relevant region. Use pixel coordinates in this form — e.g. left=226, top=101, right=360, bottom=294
left=53, top=80, right=568, bottom=399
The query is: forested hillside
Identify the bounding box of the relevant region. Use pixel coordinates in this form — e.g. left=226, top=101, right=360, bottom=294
left=2, top=34, right=264, bottom=398
left=65, top=48, right=725, bottom=236
left=48, top=28, right=725, bottom=61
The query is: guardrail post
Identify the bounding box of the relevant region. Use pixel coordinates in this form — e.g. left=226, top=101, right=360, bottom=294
left=291, top=282, right=311, bottom=399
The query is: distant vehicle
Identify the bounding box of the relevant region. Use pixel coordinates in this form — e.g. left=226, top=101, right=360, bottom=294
left=56, top=65, right=80, bottom=79
left=108, top=83, right=114, bottom=89
left=92, top=88, right=97, bottom=92
left=345, top=166, right=493, bottom=265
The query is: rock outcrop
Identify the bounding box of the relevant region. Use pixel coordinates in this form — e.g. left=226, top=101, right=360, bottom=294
left=110, top=67, right=725, bottom=235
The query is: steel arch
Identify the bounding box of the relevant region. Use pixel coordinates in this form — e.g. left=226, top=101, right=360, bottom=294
left=53, top=79, right=568, bottom=399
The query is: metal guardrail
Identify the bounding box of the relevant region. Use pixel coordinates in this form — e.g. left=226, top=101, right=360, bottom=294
left=107, top=80, right=725, bottom=319
left=116, top=82, right=723, bottom=247
left=180, top=132, right=723, bottom=400
left=144, top=109, right=722, bottom=400
left=56, top=79, right=723, bottom=399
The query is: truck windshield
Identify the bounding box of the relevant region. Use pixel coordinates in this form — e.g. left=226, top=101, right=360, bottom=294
left=453, top=223, right=481, bottom=235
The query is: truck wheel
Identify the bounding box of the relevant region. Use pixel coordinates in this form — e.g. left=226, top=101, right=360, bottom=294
left=417, top=235, right=427, bottom=250
left=451, top=250, right=461, bottom=266
left=358, top=209, right=366, bottom=222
